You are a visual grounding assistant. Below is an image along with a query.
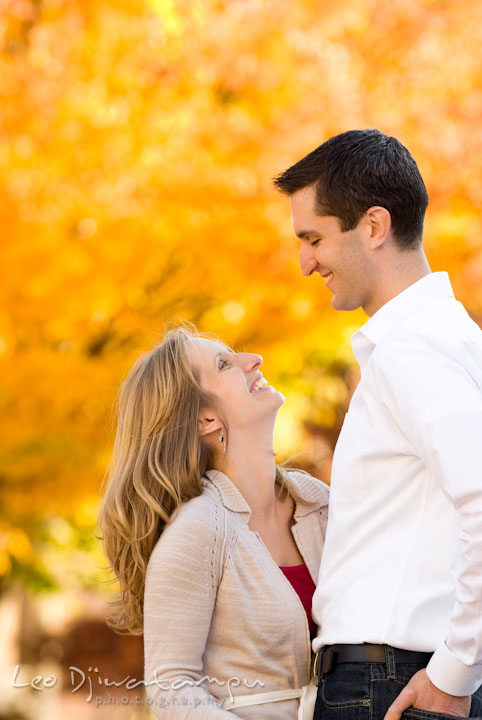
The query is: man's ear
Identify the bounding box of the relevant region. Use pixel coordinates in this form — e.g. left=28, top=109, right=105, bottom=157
left=198, top=410, right=223, bottom=437
left=366, top=206, right=391, bottom=250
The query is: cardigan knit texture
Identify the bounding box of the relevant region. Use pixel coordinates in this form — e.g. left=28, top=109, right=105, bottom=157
left=143, top=468, right=329, bottom=719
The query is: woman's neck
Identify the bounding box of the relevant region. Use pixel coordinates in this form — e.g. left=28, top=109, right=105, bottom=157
left=212, top=427, right=302, bottom=568
left=214, top=428, right=280, bottom=523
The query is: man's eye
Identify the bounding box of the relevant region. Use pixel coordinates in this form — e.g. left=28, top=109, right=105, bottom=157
left=310, top=238, right=321, bottom=247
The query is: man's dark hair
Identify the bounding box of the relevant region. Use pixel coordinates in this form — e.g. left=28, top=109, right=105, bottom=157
left=273, top=129, right=428, bottom=250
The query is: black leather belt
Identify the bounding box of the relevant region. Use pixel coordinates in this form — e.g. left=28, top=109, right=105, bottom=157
left=314, top=644, right=433, bottom=679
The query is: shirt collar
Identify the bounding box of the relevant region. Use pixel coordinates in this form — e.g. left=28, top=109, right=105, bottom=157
left=351, top=271, right=454, bottom=368
left=202, top=468, right=328, bottom=523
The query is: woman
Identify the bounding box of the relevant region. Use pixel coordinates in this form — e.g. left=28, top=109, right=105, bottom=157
left=98, top=325, right=329, bottom=719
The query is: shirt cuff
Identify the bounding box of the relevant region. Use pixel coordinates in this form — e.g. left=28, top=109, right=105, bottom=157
left=426, top=642, right=482, bottom=696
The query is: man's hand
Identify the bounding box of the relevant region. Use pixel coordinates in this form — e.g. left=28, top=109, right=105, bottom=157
left=384, top=669, right=471, bottom=720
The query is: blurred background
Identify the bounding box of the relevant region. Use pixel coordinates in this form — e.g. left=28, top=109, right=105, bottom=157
left=1, top=0, right=481, bottom=717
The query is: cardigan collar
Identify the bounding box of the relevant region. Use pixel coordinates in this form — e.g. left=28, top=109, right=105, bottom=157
left=202, top=468, right=329, bottom=523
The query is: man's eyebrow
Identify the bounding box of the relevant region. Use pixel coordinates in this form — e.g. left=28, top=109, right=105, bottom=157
left=296, top=229, right=321, bottom=239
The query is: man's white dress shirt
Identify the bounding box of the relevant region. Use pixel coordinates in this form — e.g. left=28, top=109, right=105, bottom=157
left=312, top=272, right=482, bottom=696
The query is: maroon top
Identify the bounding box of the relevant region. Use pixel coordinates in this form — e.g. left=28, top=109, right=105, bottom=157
left=279, top=562, right=317, bottom=634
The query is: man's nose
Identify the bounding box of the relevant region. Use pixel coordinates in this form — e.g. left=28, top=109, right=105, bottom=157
left=299, top=245, right=317, bottom=277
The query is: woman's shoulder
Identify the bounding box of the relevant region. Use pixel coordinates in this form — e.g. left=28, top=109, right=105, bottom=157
left=147, top=485, right=232, bottom=566
left=165, top=486, right=227, bottom=534
left=283, top=469, right=330, bottom=510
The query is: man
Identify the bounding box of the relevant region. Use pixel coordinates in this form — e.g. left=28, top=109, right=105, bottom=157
left=274, top=129, right=482, bottom=720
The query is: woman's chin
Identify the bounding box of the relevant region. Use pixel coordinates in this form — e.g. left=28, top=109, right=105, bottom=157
left=257, top=391, right=285, bottom=422
left=275, top=391, right=286, bottom=406
left=270, top=390, right=286, bottom=411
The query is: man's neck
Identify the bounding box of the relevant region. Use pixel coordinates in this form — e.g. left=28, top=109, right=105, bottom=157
left=363, top=250, right=431, bottom=317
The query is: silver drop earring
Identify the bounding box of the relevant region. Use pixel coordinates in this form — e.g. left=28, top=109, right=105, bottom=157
left=219, top=428, right=226, bottom=454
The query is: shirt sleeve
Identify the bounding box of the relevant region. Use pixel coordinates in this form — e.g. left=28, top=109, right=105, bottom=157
left=374, top=334, right=482, bottom=696
left=143, top=496, right=235, bottom=719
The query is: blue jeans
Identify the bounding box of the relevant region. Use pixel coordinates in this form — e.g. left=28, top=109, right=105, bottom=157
left=313, top=653, right=482, bottom=720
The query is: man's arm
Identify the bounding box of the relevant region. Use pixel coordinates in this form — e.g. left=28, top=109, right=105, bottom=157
left=374, top=336, right=482, bottom=715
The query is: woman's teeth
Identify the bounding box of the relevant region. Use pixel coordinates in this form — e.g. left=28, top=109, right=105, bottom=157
left=251, top=377, right=268, bottom=392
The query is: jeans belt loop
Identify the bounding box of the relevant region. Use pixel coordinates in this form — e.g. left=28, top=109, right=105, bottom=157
left=385, top=644, right=396, bottom=680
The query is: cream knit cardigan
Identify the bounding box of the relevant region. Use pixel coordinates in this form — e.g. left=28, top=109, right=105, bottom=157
left=144, top=468, right=329, bottom=719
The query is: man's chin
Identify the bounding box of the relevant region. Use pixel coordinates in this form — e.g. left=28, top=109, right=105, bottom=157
left=330, top=293, right=344, bottom=310
left=331, top=294, right=361, bottom=312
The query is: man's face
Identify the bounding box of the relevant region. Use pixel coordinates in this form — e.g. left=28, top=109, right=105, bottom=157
left=290, top=185, right=374, bottom=312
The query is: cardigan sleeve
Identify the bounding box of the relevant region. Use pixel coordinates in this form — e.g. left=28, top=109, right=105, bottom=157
left=143, top=494, right=235, bottom=719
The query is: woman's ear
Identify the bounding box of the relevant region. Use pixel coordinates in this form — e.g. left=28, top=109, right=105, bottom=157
left=198, top=410, right=223, bottom=437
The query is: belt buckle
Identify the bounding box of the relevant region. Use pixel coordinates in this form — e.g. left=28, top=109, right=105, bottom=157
left=313, top=651, right=320, bottom=678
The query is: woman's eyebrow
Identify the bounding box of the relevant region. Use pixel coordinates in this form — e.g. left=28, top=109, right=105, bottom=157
left=214, top=349, right=235, bottom=366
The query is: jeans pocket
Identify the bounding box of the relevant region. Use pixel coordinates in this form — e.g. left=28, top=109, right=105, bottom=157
left=470, top=688, right=482, bottom=719
left=320, top=664, right=371, bottom=709
left=403, top=709, right=474, bottom=720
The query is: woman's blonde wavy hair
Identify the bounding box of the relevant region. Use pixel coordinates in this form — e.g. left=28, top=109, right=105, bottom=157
left=97, top=324, right=294, bottom=635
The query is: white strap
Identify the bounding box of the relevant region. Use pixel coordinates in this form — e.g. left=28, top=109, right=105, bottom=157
left=222, top=687, right=303, bottom=710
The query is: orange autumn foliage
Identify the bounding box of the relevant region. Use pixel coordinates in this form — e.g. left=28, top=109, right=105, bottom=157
left=0, top=0, right=481, bottom=587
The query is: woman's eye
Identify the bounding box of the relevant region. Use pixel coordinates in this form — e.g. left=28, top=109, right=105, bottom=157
left=218, top=358, right=230, bottom=369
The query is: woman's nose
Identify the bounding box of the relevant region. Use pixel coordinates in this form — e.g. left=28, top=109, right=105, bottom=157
left=239, top=353, right=262, bottom=372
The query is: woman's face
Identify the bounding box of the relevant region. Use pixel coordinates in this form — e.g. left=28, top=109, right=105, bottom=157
left=185, top=338, right=285, bottom=432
